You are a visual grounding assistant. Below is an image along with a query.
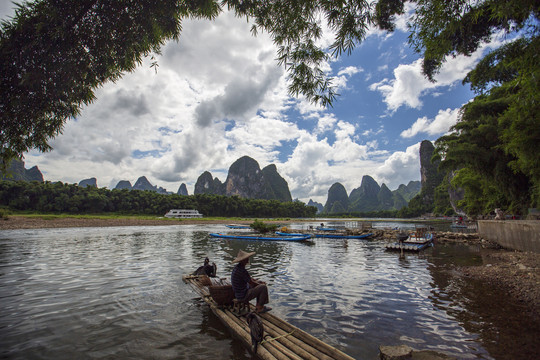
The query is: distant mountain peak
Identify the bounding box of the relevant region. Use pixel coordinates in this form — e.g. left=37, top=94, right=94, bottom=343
left=79, top=177, right=97, bottom=187
left=0, top=157, right=43, bottom=182
left=194, top=155, right=292, bottom=202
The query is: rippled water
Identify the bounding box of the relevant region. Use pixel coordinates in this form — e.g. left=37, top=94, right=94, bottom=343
left=1, top=224, right=537, bottom=359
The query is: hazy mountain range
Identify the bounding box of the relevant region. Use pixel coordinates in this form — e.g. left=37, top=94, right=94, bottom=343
left=2, top=154, right=425, bottom=213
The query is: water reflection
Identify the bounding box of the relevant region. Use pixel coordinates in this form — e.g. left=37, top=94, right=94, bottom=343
left=0, top=225, right=537, bottom=359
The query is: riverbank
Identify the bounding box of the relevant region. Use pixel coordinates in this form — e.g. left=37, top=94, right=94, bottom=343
left=0, top=215, right=260, bottom=230
left=459, top=250, right=540, bottom=320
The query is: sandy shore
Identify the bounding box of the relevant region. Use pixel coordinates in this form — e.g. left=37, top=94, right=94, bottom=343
left=1, top=215, right=538, bottom=319
left=0, top=215, right=258, bottom=230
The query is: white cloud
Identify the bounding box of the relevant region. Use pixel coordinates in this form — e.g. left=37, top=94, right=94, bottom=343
left=337, top=66, right=363, bottom=77
left=401, top=108, right=461, bottom=138
left=369, top=59, right=431, bottom=111
left=369, top=45, right=490, bottom=112
left=374, top=143, right=421, bottom=189
left=394, top=2, right=416, bottom=32
left=315, top=114, right=338, bottom=134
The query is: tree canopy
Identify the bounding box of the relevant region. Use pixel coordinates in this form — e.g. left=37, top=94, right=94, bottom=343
left=0, top=179, right=317, bottom=217
left=376, top=0, right=539, bottom=215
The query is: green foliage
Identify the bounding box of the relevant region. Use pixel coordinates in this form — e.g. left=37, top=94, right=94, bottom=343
left=432, top=174, right=455, bottom=216
left=389, top=0, right=539, bottom=80
left=0, top=207, right=9, bottom=219
left=435, top=57, right=536, bottom=215
left=377, top=0, right=539, bottom=216
left=0, top=180, right=317, bottom=218
left=249, top=219, right=278, bottom=233
left=374, top=0, right=405, bottom=31
left=397, top=193, right=428, bottom=218
left=450, top=168, right=503, bottom=215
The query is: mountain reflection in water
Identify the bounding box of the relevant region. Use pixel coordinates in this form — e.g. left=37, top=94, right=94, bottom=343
left=0, top=223, right=537, bottom=359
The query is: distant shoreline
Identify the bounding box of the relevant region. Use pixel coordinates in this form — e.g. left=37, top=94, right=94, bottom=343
left=0, top=214, right=454, bottom=231
left=0, top=215, right=259, bottom=230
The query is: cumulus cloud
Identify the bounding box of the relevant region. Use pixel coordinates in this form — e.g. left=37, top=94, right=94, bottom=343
left=369, top=46, right=488, bottom=112
left=194, top=63, right=283, bottom=127
left=315, top=114, right=338, bottom=134
left=374, top=143, right=421, bottom=189
left=279, top=120, right=390, bottom=203
left=401, top=108, right=461, bottom=138
left=337, top=66, right=363, bottom=77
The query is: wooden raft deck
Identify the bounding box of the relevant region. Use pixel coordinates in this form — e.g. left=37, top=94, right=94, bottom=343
left=183, top=275, right=355, bottom=360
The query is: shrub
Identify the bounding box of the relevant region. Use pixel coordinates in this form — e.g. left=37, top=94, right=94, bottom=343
left=250, top=219, right=278, bottom=233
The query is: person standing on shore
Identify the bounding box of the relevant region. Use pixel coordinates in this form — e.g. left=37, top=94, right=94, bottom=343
left=231, top=250, right=271, bottom=314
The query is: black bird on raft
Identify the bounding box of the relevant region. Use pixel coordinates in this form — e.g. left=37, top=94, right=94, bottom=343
left=245, top=312, right=264, bottom=354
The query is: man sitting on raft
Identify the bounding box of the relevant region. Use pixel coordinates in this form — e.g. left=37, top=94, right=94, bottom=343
left=231, top=250, right=272, bottom=314
left=192, top=257, right=217, bottom=277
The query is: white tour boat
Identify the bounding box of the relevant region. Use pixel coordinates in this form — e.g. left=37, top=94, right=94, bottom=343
left=164, top=209, right=203, bottom=218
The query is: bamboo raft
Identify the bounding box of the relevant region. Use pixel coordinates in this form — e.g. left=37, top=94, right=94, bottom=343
left=385, top=230, right=434, bottom=252
left=183, top=274, right=355, bottom=360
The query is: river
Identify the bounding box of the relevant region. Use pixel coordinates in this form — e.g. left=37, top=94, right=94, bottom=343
left=0, top=222, right=536, bottom=359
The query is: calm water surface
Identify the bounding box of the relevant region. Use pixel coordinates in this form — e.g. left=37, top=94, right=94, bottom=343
left=1, top=223, right=537, bottom=359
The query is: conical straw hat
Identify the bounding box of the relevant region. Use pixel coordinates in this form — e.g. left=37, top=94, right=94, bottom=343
left=232, top=249, right=256, bottom=263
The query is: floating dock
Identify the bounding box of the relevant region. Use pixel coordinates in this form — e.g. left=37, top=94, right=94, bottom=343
left=385, top=232, right=434, bottom=252
left=276, top=231, right=373, bottom=239
left=183, top=275, right=355, bottom=360
left=385, top=241, right=433, bottom=252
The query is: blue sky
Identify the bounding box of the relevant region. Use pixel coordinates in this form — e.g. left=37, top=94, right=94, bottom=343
left=1, top=3, right=496, bottom=204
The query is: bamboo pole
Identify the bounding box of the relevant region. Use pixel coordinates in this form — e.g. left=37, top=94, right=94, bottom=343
left=226, top=310, right=309, bottom=360
left=262, top=319, right=329, bottom=360
left=224, top=309, right=293, bottom=360
left=211, top=306, right=278, bottom=360
left=261, top=312, right=355, bottom=360
left=261, top=334, right=304, bottom=360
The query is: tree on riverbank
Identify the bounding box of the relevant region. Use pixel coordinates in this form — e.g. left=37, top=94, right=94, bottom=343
left=376, top=0, right=539, bottom=216
left=0, top=180, right=317, bottom=218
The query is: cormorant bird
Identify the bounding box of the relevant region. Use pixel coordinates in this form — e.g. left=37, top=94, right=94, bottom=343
left=245, top=312, right=264, bottom=354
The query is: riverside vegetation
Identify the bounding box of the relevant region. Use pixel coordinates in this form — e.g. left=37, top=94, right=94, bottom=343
left=0, top=180, right=316, bottom=218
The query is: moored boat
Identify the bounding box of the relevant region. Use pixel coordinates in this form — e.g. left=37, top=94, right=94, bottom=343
left=225, top=224, right=251, bottom=229
left=316, top=226, right=340, bottom=231
left=164, top=209, right=203, bottom=218
left=385, top=240, right=433, bottom=252
left=313, top=232, right=373, bottom=239
left=385, top=228, right=434, bottom=252
left=210, top=233, right=311, bottom=242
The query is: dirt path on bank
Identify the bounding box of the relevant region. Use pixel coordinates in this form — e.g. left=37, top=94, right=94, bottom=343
left=0, top=215, right=257, bottom=230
